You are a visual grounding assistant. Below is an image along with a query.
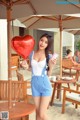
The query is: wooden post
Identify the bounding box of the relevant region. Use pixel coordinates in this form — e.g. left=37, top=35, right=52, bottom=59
left=7, top=6, right=12, bottom=109
left=59, top=15, right=63, bottom=77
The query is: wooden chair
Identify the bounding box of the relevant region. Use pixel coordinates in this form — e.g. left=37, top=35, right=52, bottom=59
left=11, top=55, right=19, bottom=75
left=62, top=58, right=77, bottom=77
left=0, top=80, right=34, bottom=120
left=76, top=81, right=80, bottom=91
left=62, top=87, right=80, bottom=113
left=17, top=72, right=32, bottom=102
left=0, top=80, right=27, bottom=102
left=17, top=71, right=24, bottom=81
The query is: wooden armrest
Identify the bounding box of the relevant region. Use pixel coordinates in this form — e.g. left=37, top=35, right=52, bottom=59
left=62, top=66, right=72, bottom=69
left=63, top=87, right=80, bottom=94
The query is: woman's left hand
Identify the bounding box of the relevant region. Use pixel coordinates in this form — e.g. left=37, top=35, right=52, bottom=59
left=48, top=58, right=57, bottom=69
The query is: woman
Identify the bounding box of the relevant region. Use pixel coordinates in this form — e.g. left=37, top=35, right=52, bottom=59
left=29, top=33, right=56, bottom=120
left=65, top=49, right=78, bottom=66
left=65, top=49, right=73, bottom=59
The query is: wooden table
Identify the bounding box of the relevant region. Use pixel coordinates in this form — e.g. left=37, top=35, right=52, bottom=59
left=0, top=102, right=35, bottom=120
left=50, top=78, right=76, bottom=106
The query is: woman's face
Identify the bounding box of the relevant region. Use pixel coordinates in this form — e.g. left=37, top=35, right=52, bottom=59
left=38, top=36, right=48, bottom=50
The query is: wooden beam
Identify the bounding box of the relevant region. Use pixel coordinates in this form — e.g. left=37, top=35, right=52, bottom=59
left=28, top=1, right=37, bottom=14
left=27, top=17, right=42, bottom=28
left=22, top=16, right=35, bottom=23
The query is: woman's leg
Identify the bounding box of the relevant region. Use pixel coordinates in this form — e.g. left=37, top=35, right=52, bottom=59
left=39, top=96, right=51, bottom=120
left=33, top=96, right=41, bottom=120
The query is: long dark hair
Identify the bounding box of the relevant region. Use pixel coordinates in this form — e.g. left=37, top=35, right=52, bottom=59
left=40, top=33, right=53, bottom=57
left=40, top=33, right=53, bottom=70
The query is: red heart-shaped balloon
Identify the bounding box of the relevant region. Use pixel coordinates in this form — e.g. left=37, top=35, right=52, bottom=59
left=11, top=35, right=35, bottom=59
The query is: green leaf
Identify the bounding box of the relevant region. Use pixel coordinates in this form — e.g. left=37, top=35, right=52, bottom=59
left=76, top=41, right=80, bottom=51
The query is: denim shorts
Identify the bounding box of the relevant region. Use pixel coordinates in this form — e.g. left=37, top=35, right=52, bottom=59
left=31, top=75, right=52, bottom=96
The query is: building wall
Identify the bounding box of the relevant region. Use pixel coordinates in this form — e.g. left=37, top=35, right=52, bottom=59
left=54, top=31, right=74, bottom=64
left=11, top=26, right=19, bottom=54
left=0, top=20, right=8, bottom=80
left=62, top=31, right=74, bottom=56
left=0, top=20, right=19, bottom=80
left=54, top=32, right=60, bottom=65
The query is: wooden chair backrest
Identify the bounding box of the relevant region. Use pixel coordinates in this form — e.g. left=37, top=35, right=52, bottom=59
left=62, top=58, right=74, bottom=68
left=16, top=72, right=31, bottom=97
left=17, top=72, right=31, bottom=99
left=11, top=55, right=19, bottom=67
left=17, top=72, right=24, bottom=81
left=0, top=80, right=27, bottom=101
left=17, top=72, right=31, bottom=89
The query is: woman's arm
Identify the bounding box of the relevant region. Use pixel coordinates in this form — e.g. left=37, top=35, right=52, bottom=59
left=47, top=58, right=56, bottom=76
left=47, top=67, right=53, bottom=76
left=71, top=57, right=78, bottom=66
left=27, top=51, right=34, bottom=71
